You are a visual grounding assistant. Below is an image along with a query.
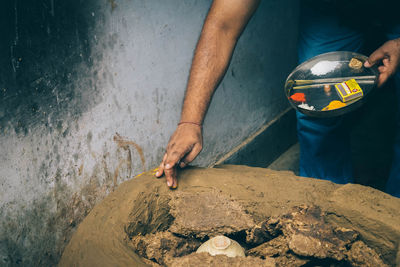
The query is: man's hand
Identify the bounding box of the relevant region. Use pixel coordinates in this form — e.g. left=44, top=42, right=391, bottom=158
left=155, top=123, right=202, bottom=189
left=364, top=38, right=400, bottom=87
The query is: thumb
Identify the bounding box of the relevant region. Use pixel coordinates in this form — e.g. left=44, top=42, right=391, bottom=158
left=365, top=49, right=385, bottom=67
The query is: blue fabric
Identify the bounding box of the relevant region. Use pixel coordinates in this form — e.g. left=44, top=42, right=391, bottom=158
left=298, top=5, right=400, bottom=196
left=385, top=25, right=400, bottom=197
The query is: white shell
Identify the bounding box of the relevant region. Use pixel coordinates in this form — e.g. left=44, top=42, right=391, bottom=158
left=196, top=235, right=245, bottom=257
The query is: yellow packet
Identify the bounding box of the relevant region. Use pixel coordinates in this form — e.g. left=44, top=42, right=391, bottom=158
left=334, top=79, right=363, bottom=102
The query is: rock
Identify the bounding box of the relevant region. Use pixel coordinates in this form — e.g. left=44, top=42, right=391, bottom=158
left=278, top=205, right=358, bottom=261
left=168, top=190, right=255, bottom=238
left=247, top=236, right=289, bottom=258
left=246, top=217, right=280, bottom=245
left=248, top=205, right=387, bottom=266
left=130, top=231, right=201, bottom=265
left=346, top=241, right=389, bottom=267
left=247, top=236, right=309, bottom=267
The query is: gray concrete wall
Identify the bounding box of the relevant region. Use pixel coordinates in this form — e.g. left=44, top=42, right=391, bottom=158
left=0, top=0, right=299, bottom=265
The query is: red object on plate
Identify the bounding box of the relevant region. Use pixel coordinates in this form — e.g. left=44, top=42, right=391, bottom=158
left=290, top=92, right=306, bottom=102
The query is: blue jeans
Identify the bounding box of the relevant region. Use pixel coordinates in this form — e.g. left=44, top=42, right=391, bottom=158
left=297, top=5, right=400, bottom=197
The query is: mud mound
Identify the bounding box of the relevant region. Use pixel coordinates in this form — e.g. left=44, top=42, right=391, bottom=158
left=130, top=204, right=386, bottom=266
left=58, top=165, right=400, bottom=266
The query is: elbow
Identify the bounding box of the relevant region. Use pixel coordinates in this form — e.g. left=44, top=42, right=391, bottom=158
left=205, top=17, right=242, bottom=41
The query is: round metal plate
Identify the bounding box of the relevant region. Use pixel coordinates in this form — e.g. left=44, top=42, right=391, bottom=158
left=285, top=51, right=379, bottom=118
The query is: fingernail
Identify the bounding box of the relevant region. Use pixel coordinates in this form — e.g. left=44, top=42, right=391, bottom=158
left=165, top=164, right=171, bottom=169
left=167, top=180, right=172, bottom=186
left=180, top=162, right=185, bottom=168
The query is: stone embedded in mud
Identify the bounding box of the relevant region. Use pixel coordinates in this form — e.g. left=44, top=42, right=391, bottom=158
left=277, top=205, right=358, bottom=260
left=346, top=241, right=389, bottom=267
left=246, top=217, right=281, bottom=245
left=168, top=191, right=255, bottom=238
left=246, top=205, right=388, bottom=267
left=247, top=235, right=309, bottom=267
left=130, top=231, right=202, bottom=266
left=248, top=235, right=289, bottom=258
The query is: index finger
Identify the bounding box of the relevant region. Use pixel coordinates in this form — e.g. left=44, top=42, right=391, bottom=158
left=164, top=164, right=178, bottom=189
left=163, top=148, right=191, bottom=188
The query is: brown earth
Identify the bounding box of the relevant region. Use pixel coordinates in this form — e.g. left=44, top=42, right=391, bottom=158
left=58, top=165, right=400, bottom=266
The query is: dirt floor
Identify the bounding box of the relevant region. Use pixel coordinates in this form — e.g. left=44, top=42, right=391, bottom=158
left=58, top=165, right=400, bottom=266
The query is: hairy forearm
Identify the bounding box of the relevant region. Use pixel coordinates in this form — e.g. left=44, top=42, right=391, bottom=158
left=157, top=0, right=260, bottom=188
left=180, top=20, right=239, bottom=124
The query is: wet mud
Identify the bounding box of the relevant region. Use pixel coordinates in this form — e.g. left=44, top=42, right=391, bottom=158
left=58, top=165, right=400, bottom=266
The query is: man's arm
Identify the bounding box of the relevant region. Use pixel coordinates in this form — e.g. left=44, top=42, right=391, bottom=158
left=156, top=0, right=261, bottom=188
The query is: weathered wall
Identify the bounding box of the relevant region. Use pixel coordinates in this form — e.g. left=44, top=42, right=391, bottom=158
left=0, top=0, right=299, bottom=265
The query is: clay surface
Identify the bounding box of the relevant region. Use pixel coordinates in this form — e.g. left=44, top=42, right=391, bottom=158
left=168, top=190, right=255, bottom=238
left=58, top=165, right=400, bottom=266
left=247, top=205, right=387, bottom=266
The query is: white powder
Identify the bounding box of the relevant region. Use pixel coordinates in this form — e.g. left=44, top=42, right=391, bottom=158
left=298, top=103, right=315, bottom=111
left=311, top=61, right=340, bottom=76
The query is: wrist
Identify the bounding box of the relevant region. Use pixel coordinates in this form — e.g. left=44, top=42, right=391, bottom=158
left=178, top=121, right=202, bottom=127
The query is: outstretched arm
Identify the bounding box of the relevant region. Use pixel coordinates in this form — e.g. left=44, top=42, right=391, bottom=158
left=156, top=0, right=261, bottom=188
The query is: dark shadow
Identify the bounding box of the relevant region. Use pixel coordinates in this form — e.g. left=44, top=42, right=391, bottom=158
left=350, top=26, right=397, bottom=191
left=0, top=0, right=104, bottom=135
